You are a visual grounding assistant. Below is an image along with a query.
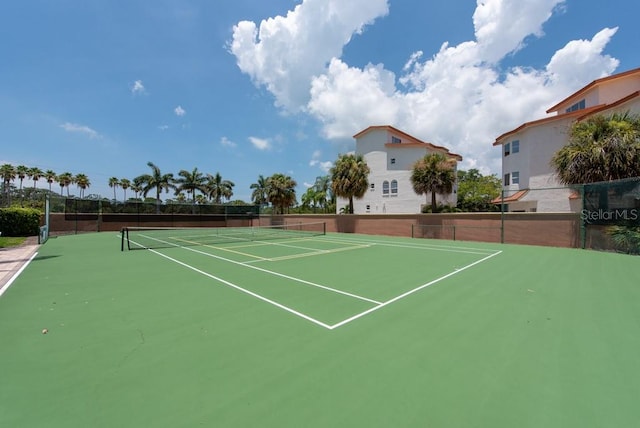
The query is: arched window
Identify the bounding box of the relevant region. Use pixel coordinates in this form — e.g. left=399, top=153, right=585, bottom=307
left=391, top=180, right=398, bottom=195
left=382, top=180, right=389, bottom=195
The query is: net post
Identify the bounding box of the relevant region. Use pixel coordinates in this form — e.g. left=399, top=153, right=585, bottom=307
left=411, top=224, right=414, bottom=238
left=323, top=221, right=326, bottom=235
left=121, top=227, right=127, bottom=251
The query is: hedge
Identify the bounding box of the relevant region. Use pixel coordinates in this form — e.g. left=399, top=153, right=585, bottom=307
left=0, top=207, right=42, bottom=237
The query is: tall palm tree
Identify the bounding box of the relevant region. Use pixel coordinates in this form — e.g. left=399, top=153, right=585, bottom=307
left=551, top=112, right=640, bottom=185
left=120, top=178, right=131, bottom=201
left=28, top=167, right=44, bottom=189
left=250, top=174, right=269, bottom=206
left=57, top=172, right=74, bottom=196
left=205, top=172, right=235, bottom=204
left=301, top=187, right=319, bottom=212
left=0, top=163, right=16, bottom=203
left=16, top=165, right=29, bottom=193
left=108, top=177, right=120, bottom=201
left=330, top=153, right=370, bottom=214
left=174, top=167, right=207, bottom=204
left=45, top=170, right=57, bottom=192
left=410, top=152, right=456, bottom=212
left=313, top=175, right=332, bottom=212
left=134, top=162, right=176, bottom=211
left=74, top=173, right=91, bottom=198
left=266, top=173, right=297, bottom=214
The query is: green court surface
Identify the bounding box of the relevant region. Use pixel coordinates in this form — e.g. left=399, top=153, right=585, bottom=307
left=2, top=230, right=640, bottom=427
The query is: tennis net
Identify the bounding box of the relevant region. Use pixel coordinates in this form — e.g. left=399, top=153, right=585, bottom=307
left=121, top=222, right=326, bottom=251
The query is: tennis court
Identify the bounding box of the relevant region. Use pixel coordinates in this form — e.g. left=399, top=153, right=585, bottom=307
left=2, top=226, right=640, bottom=427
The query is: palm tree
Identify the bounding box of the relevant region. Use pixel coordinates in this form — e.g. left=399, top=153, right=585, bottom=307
left=74, top=173, right=91, bottom=198
left=120, top=178, right=131, bottom=201
left=205, top=172, right=235, bottom=204
left=175, top=167, right=207, bottom=204
left=16, top=165, right=29, bottom=193
left=266, top=173, right=297, bottom=214
left=57, top=172, right=74, bottom=196
left=551, top=112, right=640, bottom=185
left=134, top=162, right=176, bottom=211
left=330, top=153, right=370, bottom=214
left=45, top=170, right=57, bottom=192
left=410, top=152, right=457, bottom=212
left=108, top=177, right=119, bottom=201
left=250, top=174, right=269, bottom=206
left=313, top=175, right=332, bottom=212
left=301, top=187, right=319, bottom=212
left=28, top=167, right=44, bottom=189
left=0, top=163, right=16, bottom=203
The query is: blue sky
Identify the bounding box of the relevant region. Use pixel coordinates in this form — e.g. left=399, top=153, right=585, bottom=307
left=1, top=0, right=639, bottom=202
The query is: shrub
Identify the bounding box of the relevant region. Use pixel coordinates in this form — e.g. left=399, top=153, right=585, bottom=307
left=0, top=207, right=42, bottom=237
left=607, top=225, right=640, bottom=255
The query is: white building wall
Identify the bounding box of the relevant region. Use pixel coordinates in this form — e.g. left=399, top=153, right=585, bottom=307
left=336, top=127, right=459, bottom=214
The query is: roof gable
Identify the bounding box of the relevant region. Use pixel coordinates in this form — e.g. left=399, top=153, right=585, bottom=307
left=354, top=125, right=462, bottom=161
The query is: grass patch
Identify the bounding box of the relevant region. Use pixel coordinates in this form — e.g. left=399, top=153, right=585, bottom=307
left=0, top=236, right=26, bottom=248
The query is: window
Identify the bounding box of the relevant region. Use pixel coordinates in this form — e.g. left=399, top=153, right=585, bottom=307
left=370, top=183, right=375, bottom=190
left=512, top=171, right=520, bottom=184
left=390, top=158, right=396, bottom=164
left=504, top=142, right=510, bottom=156
left=391, top=136, right=401, bottom=144
left=504, top=173, right=510, bottom=186
left=382, top=180, right=389, bottom=195
left=512, top=140, right=520, bottom=154
left=365, top=204, right=370, bottom=213
left=565, top=99, right=586, bottom=113
left=391, top=180, right=398, bottom=195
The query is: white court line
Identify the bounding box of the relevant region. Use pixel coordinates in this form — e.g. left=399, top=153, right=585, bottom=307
left=328, top=250, right=502, bottom=329
left=317, top=235, right=496, bottom=255
left=134, top=234, right=382, bottom=305
left=147, top=248, right=334, bottom=330
left=0, top=252, right=38, bottom=298
left=245, top=243, right=372, bottom=263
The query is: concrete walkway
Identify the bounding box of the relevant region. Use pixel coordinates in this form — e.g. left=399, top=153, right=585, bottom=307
left=0, top=241, right=40, bottom=297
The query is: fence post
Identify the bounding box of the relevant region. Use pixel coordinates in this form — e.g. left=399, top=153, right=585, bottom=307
left=500, top=190, right=505, bottom=244
left=580, top=184, right=586, bottom=249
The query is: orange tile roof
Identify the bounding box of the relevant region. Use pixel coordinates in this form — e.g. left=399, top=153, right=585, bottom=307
left=490, top=189, right=529, bottom=204
left=546, top=67, right=640, bottom=113
left=492, top=106, right=603, bottom=146
left=355, top=125, right=463, bottom=161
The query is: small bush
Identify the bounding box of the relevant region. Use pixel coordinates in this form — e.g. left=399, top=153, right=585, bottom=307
left=0, top=207, right=42, bottom=237
left=607, top=225, right=640, bottom=255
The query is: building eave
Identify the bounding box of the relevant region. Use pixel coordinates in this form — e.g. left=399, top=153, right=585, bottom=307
left=546, top=67, right=640, bottom=114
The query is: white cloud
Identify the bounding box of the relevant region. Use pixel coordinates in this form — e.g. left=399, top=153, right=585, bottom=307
left=158, top=125, right=169, bottom=131
left=131, top=80, right=145, bottom=95
left=249, top=136, right=271, bottom=150
left=309, top=150, right=333, bottom=172
left=59, top=122, right=100, bottom=139
left=232, top=0, right=621, bottom=174
left=174, top=105, right=186, bottom=116
left=229, top=0, right=389, bottom=111
left=220, top=136, right=237, bottom=148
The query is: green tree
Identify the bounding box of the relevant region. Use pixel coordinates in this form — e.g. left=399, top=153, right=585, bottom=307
left=108, top=177, right=119, bottom=201
left=410, top=152, right=456, bottom=213
left=267, top=173, right=297, bottom=214
left=0, top=163, right=16, bottom=204
left=28, top=167, right=44, bottom=189
left=456, top=169, right=501, bottom=212
left=45, top=170, right=57, bottom=192
left=301, top=187, right=319, bottom=212
left=551, top=112, right=640, bottom=185
left=74, top=173, right=91, bottom=198
left=175, top=167, right=207, bottom=204
left=313, top=175, right=332, bottom=213
left=57, top=172, right=74, bottom=197
left=16, top=165, right=29, bottom=193
left=120, top=178, right=131, bottom=201
left=205, top=172, right=235, bottom=204
left=134, top=162, right=176, bottom=211
left=250, top=174, right=269, bottom=206
left=330, top=154, right=370, bottom=214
